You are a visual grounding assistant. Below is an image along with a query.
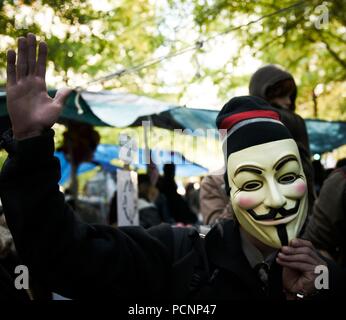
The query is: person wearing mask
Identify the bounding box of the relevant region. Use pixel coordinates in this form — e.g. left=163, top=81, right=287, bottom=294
left=200, top=65, right=314, bottom=225
left=0, top=34, right=343, bottom=301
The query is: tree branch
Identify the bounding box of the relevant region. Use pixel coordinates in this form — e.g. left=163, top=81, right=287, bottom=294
left=323, top=41, right=346, bottom=69
left=305, top=34, right=346, bottom=70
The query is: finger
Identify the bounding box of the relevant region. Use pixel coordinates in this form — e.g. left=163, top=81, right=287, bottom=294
left=290, top=238, right=314, bottom=249
left=276, top=258, right=313, bottom=272
left=281, top=246, right=320, bottom=260
left=36, top=41, right=48, bottom=79
left=16, top=37, right=28, bottom=80
left=278, top=252, right=317, bottom=266
left=27, top=33, right=37, bottom=75
left=6, top=49, right=17, bottom=86
left=53, top=88, right=72, bottom=107
left=282, top=246, right=313, bottom=255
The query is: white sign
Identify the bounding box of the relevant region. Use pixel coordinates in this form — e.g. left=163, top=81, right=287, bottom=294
left=117, top=170, right=139, bottom=227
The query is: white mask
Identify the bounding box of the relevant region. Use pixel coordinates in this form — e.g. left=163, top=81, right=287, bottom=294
left=227, top=139, right=308, bottom=248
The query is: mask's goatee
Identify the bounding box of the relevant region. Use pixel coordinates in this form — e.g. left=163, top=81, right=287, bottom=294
left=276, top=224, right=289, bottom=246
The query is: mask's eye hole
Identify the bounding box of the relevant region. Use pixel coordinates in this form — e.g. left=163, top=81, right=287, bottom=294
left=279, top=173, right=297, bottom=184
left=242, top=181, right=263, bottom=191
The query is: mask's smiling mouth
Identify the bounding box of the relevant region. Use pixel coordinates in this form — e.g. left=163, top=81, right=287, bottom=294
left=252, top=213, right=298, bottom=226
left=246, top=200, right=300, bottom=225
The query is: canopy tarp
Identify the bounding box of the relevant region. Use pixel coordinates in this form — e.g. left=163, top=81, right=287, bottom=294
left=0, top=89, right=176, bottom=128
left=305, top=119, right=346, bottom=155
left=134, top=107, right=346, bottom=155
left=2, top=90, right=346, bottom=154
left=56, top=144, right=208, bottom=185
left=0, top=89, right=109, bottom=127
left=82, top=90, right=177, bottom=127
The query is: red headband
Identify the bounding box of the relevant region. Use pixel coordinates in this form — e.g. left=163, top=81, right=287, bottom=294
left=219, top=110, right=280, bottom=130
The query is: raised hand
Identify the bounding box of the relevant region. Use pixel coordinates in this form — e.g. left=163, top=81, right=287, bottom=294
left=6, top=33, right=70, bottom=140
left=276, top=238, right=327, bottom=299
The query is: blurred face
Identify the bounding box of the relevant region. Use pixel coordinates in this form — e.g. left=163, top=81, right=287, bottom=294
left=227, top=139, right=308, bottom=248
left=270, top=96, right=291, bottom=110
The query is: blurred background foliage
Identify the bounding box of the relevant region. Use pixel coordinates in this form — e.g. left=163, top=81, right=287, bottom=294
left=1, top=0, right=345, bottom=118
left=181, top=0, right=346, bottom=119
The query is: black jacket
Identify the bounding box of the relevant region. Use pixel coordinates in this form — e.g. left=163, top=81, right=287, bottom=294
left=0, top=130, right=343, bottom=300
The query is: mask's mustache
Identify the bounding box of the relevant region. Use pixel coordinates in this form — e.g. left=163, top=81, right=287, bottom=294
left=247, top=200, right=300, bottom=221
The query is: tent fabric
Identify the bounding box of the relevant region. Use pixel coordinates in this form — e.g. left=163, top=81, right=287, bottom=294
left=1, top=89, right=177, bottom=128
left=82, top=91, right=177, bottom=127
left=55, top=151, right=99, bottom=186
left=56, top=144, right=208, bottom=185
left=305, top=119, right=346, bottom=155
left=155, top=108, right=346, bottom=154
left=168, top=107, right=219, bottom=131
left=2, top=90, right=346, bottom=154
left=130, top=107, right=220, bottom=134
left=140, top=108, right=346, bottom=155
left=0, top=89, right=109, bottom=127
left=56, top=90, right=109, bottom=126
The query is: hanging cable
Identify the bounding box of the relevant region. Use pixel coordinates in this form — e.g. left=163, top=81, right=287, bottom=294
left=81, top=0, right=309, bottom=88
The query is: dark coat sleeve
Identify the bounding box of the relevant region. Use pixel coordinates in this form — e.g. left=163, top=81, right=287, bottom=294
left=0, top=130, right=173, bottom=299
left=304, top=169, right=346, bottom=263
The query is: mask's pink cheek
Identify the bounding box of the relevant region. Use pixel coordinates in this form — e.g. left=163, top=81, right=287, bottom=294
left=295, top=181, right=307, bottom=196
left=237, top=196, right=257, bottom=209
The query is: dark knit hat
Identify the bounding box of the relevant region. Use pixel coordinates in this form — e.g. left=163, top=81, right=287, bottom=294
left=216, top=96, right=293, bottom=159
left=216, top=96, right=293, bottom=192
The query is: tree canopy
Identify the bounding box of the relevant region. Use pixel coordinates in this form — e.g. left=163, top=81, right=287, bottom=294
left=0, top=0, right=166, bottom=94
left=1, top=0, right=345, bottom=119
left=174, top=0, right=346, bottom=119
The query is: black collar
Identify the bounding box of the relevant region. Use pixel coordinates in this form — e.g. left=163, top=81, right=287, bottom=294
left=206, top=220, right=261, bottom=286
left=205, top=220, right=284, bottom=297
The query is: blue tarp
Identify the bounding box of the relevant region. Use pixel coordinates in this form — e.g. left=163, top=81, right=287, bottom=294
left=305, top=119, right=346, bottom=155
left=142, top=107, right=346, bottom=155
left=56, top=144, right=208, bottom=185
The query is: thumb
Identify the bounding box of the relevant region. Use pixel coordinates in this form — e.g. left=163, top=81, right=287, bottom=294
left=53, top=88, right=72, bottom=107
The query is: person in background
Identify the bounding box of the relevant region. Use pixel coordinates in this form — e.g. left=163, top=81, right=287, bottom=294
left=0, top=213, right=49, bottom=300
left=148, top=162, right=174, bottom=224
left=107, top=164, right=174, bottom=227
left=249, top=64, right=315, bottom=215
left=323, top=158, right=346, bottom=180
left=304, top=165, right=346, bottom=267
left=157, top=164, right=197, bottom=224
left=0, top=229, right=30, bottom=300
left=108, top=191, right=118, bottom=227
left=311, top=159, right=326, bottom=196
left=137, top=174, right=162, bottom=229
left=336, top=158, right=346, bottom=168
left=0, top=213, right=14, bottom=263
left=185, top=182, right=200, bottom=218
left=249, top=64, right=297, bottom=112
left=200, top=174, right=232, bottom=225
left=108, top=175, right=165, bottom=229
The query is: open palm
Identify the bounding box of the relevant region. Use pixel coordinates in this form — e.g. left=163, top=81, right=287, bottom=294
left=6, top=33, right=70, bottom=139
